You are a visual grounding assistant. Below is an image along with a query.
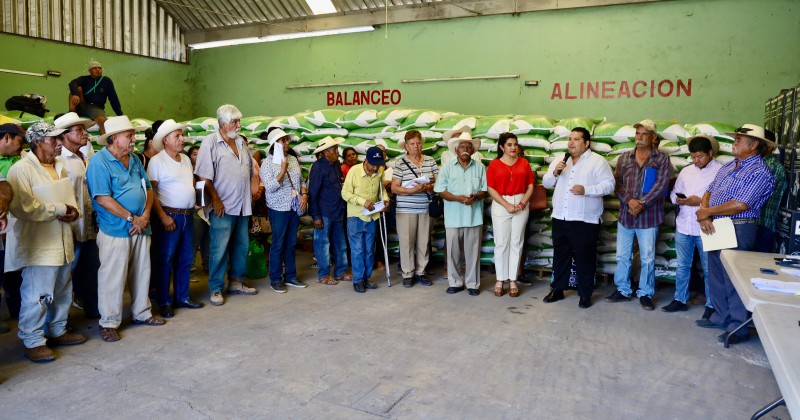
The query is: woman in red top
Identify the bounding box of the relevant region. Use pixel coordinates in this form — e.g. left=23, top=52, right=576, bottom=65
left=487, top=132, right=534, bottom=298
left=340, top=147, right=358, bottom=178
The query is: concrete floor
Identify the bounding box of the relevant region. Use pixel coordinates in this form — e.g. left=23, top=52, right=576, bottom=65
left=0, top=251, right=791, bottom=419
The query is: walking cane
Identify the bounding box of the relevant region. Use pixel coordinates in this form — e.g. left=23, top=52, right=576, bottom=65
left=379, top=181, right=392, bottom=287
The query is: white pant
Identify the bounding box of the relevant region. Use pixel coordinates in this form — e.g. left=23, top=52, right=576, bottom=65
left=491, top=195, right=529, bottom=281
left=445, top=226, right=482, bottom=289
left=97, top=231, right=153, bottom=328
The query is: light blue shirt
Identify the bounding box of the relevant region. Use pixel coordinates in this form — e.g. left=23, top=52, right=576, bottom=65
left=87, top=147, right=152, bottom=237
left=434, top=158, right=487, bottom=228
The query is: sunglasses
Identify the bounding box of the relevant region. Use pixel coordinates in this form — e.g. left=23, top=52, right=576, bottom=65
left=734, top=127, right=753, bottom=134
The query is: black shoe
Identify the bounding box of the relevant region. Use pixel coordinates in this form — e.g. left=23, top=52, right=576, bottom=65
left=270, top=283, right=287, bottom=294
left=175, top=299, right=205, bottom=309
left=285, top=278, right=308, bottom=288
left=695, top=319, right=725, bottom=329
left=639, top=296, right=655, bottom=311
left=446, top=286, right=465, bottom=294
left=718, top=331, right=750, bottom=345
left=467, top=288, right=480, bottom=296
left=364, top=280, right=377, bottom=289
left=605, top=290, right=631, bottom=302
left=661, top=300, right=688, bottom=313
left=516, top=274, right=533, bottom=286
left=159, top=304, right=174, bottom=318
left=353, top=282, right=366, bottom=293
left=415, top=274, right=432, bottom=286
left=578, top=297, right=592, bottom=309
left=543, top=289, right=565, bottom=303
left=402, top=277, right=414, bottom=288
left=702, top=307, right=715, bottom=320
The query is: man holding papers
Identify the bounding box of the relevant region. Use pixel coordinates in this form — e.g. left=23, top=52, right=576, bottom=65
left=6, top=122, right=84, bottom=362
left=695, top=124, right=775, bottom=345
left=606, top=119, right=672, bottom=311
left=341, top=146, right=389, bottom=293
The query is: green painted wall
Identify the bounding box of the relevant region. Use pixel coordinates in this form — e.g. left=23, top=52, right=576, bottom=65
left=1, top=33, right=194, bottom=121
left=190, top=0, right=800, bottom=125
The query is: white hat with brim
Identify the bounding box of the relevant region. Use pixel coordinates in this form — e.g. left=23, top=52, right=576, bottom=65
left=152, top=119, right=188, bottom=152
left=312, top=136, right=345, bottom=155
left=53, top=112, right=94, bottom=130
left=686, top=134, right=720, bottom=156
left=633, top=119, right=657, bottom=133
left=725, top=124, right=778, bottom=148
left=446, top=131, right=480, bottom=156
left=267, top=128, right=293, bottom=147
left=97, top=116, right=143, bottom=143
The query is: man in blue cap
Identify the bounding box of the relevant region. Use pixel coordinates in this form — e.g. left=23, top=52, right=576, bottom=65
left=341, top=146, right=389, bottom=293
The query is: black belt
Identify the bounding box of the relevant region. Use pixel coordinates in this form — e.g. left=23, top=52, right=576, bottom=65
left=162, top=206, right=193, bottom=215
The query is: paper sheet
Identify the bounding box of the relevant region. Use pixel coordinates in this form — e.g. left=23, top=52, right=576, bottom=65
left=362, top=201, right=386, bottom=216
left=780, top=268, right=800, bottom=278
left=272, top=145, right=285, bottom=164
left=700, top=218, right=738, bottom=251
left=401, top=176, right=429, bottom=189
left=751, top=277, right=800, bottom=294
left=32, top=178, right=78, bottom=208
left=195, top=181, right=208, bottom=207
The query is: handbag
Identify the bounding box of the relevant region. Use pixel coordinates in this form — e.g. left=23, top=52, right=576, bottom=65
left=286, top=162, right=306, bottom=216
left=402, top=158, right=444, bottom=218
left=529, top=184, right=548, bottom=212
left=245, top=237, right=267, bottom=279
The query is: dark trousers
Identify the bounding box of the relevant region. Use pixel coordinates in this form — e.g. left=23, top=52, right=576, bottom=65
left=752, top=225, right=776, bottom=253
left=72, top=240, right=100, bottom=317
left=551, top=218, right=600, bottom=299
left=0, top=250, right=22, bottom=319
left=709, top=222, right=757, bottom=335
left=155, top=213, right=194, bottom=305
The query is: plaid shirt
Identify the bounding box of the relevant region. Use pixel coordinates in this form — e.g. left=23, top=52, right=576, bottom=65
left=615, top=148, right=672, bottom=229
left=708, top=154, right=774, bottom=220
left=757, top=154, right=787, bottom=230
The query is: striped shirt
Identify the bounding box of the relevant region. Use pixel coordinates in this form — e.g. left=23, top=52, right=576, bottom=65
left=708, top=154, right=774, bottom=220
left=615, top=148, right=673, bottom=229
left=393, top=155, right=438, bottom=214
left=757, top=154, right=787, bottom=230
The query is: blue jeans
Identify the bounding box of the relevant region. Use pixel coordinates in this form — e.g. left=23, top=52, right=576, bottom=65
left=313, top=216, right=348, bottom=279
left=709, top=222, right=757, bottom=334
left=347, top=217, right=377, bottom=284
left=18, top=264, right=72, bottom=348
left=674, top=232, right=710, bottom=306
left=208, top=213, right=250, bottom=294
left=614, top=223, right=658, bottom=298
left=156, top=213, right=194, bottom=305
left=268, top=209, right=299, bottom=285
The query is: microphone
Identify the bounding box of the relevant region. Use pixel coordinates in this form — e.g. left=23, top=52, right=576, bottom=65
left=553, top=153, right=569, bottom=176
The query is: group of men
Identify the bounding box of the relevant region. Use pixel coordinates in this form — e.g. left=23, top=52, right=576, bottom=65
left=0, top=90, right=783, bottom=363
left=539, top=119, right=781, bottom=346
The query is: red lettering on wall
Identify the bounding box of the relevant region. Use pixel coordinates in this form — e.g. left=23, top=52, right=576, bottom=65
left=327, top=92, right=334, bottom=106
left=324, top=89, right=404, bottom=106
left=390, top=90, right=401, bottom=105
left=587, top=82, right=599, bottom=99
left=677, top=79, right=692, bottom=97
left=658, top=80, right=674, bottom=97
left=618, top=81, right=631, bottom=98
left=650, top=80, right=655, bottom=97
left=551, top=83, right=563, bottom=100
left=632, top=81, right=647, bottom=98
left=602, top=81, right=614, bottom=99
left=565, top=83, right=577, bottom=100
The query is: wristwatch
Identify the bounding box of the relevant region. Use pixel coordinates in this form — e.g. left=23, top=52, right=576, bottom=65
left=126, top=213, right=134, bottom=223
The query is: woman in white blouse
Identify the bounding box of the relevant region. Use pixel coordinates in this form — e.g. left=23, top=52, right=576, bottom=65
left=260, top=128, right=308, bottom=294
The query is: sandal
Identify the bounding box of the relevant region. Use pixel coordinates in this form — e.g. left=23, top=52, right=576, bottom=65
left=335, top=273, right=354, bottom=281
left=100, top=327, right=120, bottom=342
left=132, top=317, right=166, bottom=326
left=317, top=275, right=339, bottom=285
left=494, top=282, right=505, bottom=297
left=509, top=281, right=520, bottom=298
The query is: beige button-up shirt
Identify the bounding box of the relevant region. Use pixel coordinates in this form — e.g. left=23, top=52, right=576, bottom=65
left=61, top=146, right=96, bottom=242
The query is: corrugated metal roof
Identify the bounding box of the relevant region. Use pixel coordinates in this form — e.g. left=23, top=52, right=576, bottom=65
left=156, top=0, right=445, bottom=32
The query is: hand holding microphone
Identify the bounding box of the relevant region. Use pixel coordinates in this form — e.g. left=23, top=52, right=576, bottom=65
left=553, top=154, right=570, bottom=176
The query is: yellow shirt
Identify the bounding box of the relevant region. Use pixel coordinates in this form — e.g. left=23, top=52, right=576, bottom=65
left=341, top=163, right=388, bottom=221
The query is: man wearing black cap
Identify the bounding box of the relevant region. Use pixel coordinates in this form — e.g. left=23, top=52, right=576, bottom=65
left=341, top=146, right=389, bottom=293
left=0, top=123, right=22, bottom=332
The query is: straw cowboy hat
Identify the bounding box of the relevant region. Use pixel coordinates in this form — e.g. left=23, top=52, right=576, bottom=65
left=97, top=116, right=145, bottom=143
left=312, top=136, right=345, bottom=155
left=53, top=112, right=94, bottom=130
left=726, top=124, right=778, bottom=148
left=444, top=126, right=480, bottom=156
left=152, top=119, right=188, bottom=152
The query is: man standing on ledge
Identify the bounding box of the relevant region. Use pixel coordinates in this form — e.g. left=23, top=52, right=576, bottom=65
left=695, top=124, right=774, bottom=345
left=606, top=119, right=672, bottom=310
left=68, top=60, right=123, bottom=134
